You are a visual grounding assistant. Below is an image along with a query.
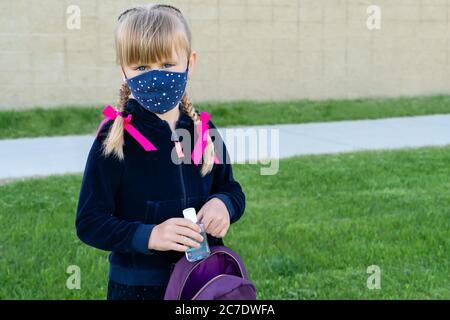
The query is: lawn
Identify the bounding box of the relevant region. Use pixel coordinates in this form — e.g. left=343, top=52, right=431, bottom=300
left=1, top=94, right=450, bottom=139
left=1, top=146, right=449, bottom=299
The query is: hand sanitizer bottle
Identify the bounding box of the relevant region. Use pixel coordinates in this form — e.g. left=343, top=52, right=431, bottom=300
left=182, top=207, right=210, bottom=262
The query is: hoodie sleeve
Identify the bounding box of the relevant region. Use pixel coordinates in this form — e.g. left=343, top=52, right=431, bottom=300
left=205, top=120, right=246, bottom=224
left=75, top=121, right=156, bottom=255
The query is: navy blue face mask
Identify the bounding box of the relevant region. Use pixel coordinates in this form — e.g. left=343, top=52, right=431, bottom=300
left=122, top=60, right=189, bottom=114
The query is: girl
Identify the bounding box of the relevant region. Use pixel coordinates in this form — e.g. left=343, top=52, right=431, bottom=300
left=75, top=4, right=246, bottom=300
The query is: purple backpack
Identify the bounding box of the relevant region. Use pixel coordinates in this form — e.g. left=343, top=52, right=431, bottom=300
left=164, top=245, right=257, bottom=300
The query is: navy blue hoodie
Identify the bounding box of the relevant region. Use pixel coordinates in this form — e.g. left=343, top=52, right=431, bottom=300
left=75, top=98, right=246, bottom=286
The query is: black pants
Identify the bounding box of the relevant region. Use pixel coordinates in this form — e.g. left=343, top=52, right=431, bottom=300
left=107, top=279, right=167, bottom=300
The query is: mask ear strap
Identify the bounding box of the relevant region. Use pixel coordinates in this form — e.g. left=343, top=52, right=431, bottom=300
left=121, top=65, right=128, bottom=82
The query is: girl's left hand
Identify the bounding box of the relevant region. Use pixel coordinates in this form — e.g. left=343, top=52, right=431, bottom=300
left=197, top=197, right=230, bottom=238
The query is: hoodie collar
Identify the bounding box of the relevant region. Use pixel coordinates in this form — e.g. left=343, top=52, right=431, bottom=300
left=126, top=98, right=192, bottom=128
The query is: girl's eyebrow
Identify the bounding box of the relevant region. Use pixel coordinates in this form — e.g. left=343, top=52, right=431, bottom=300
left=133, top=61, right=177, bottom=66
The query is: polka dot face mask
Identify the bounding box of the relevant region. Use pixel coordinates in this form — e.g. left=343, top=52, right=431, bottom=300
left=122, top=61, right=189, bottom=114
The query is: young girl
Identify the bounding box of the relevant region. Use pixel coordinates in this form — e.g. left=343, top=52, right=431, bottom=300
left=75, top=4, right=246, bottom=300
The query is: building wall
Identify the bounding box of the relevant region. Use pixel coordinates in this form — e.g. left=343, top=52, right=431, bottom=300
left=0, top=0, right=449, bottom=109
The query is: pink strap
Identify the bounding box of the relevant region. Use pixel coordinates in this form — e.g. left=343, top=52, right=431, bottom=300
left=174, top=141, right=184, bottom=159
left=191, top=111, right=220, bottom=166
left=95, top=105, right=157, bottom=152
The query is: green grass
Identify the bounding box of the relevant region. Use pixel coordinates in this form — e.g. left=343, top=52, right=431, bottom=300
left=1, top=146, right=449, bottom=299
left=1, top=94, right=450, bottom=139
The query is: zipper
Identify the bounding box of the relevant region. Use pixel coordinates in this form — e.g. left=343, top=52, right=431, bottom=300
left=191, top=274, right=228, bottom=300
left=164, top=119, right=187, bottom=210
left=177, top=250, right=245, bottom=300
left=178, top=155, right=187, bottom=209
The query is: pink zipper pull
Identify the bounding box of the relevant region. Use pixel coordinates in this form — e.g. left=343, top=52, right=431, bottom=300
left=171, top=131, right=184, bottom=159
left=174, top=141, right=184, bottom=159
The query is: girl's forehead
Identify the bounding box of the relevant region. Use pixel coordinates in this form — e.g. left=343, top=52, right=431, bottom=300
left=128, top=49, right=186, bottom=66
left=117, top=25, right=190, bottom=67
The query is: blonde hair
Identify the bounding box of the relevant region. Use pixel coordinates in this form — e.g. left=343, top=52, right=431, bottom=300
left=102, top=4, right=215, bottom=177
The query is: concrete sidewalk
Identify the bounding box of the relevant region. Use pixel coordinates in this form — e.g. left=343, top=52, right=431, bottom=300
left=0, top=114, right=449, bottom=182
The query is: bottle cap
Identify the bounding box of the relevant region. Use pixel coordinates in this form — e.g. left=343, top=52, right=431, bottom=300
left=183, top=207, right=197, bottom=223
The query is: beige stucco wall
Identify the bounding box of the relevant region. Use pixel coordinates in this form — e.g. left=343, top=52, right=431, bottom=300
left=1, top=0, right=449, bottom=109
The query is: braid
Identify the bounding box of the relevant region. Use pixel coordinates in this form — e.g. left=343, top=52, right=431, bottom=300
left=181, top=92, right=199, bottom=123
left=181, top=92, right=215, bottom=177
left=101, top=82, right=130, bottom=160
left=118, top=81, right=131, bottom=111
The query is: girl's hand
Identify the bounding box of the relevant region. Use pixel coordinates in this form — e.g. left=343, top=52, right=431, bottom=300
left=197, top=197, right=230, bottom=238
left=148, top=218, right=204, bottom=252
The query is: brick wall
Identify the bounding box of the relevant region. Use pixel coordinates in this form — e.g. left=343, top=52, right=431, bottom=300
left=1, top=0, right=449, bottom=109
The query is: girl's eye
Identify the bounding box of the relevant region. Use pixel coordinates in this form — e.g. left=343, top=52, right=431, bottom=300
left=136, top=63, right=173, bottom=71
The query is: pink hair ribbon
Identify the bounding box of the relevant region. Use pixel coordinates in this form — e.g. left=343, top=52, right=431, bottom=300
left=95, top=105, right=158, bottom=152
left=191, top=111, right=220, bottom=166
